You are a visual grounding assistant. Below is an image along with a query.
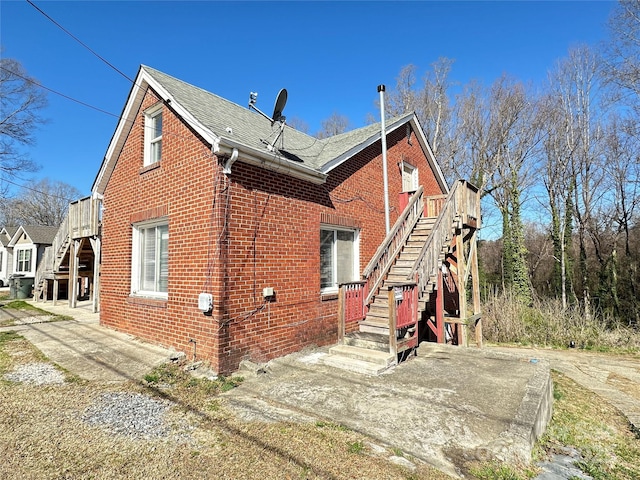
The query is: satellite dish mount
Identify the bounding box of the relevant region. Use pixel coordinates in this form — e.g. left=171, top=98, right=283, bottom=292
left=248, top=89, right=288, bottom=152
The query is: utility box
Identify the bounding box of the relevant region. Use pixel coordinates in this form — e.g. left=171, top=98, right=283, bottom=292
left=198, top=293, right=213, bottom=313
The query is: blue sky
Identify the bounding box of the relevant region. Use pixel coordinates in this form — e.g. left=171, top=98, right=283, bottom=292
left=1, top=0, right=616, bottom=198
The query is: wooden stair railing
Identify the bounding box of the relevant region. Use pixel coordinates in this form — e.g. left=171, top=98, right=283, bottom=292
left=408, top=180, right=471, bottom=300
left=362, top=186, right=424, bottom=305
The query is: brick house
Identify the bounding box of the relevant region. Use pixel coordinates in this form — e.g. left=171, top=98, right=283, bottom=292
left=92, top=66, right=480, bottom=374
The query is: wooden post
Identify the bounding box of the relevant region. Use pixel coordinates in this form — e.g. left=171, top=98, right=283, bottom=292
left=436, top=269, right=445, bottom=343
left=471, top=236, right=483, bottom=348
left=69, top=240, right=79, bottom=308
left=90, top=236, right=101, bottom=313
left=456, top=229, right=468, bottom=347
left=337, top=285, right=345, bottom=344
left=53, top=279, right=59, bottom=306
left=388, top=287, right=398, bottom=359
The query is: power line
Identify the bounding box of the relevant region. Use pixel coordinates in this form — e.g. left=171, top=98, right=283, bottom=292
left=0, top=65, right=120, bottom=119
left=25, top=0, right=134, bottom=84
left=0, top=177, right=79, bottom=202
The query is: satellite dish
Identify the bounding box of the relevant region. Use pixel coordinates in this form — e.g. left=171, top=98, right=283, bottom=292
left=271, top=89, right=287, bottom=125
left=248, top=88, right=289, bottom=151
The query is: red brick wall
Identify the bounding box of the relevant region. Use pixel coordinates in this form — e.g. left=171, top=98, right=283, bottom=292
left=100, top=87, right=445, bottom=374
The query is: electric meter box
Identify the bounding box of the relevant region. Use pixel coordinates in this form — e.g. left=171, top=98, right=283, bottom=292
left=198, top=293, right=213, bottom=312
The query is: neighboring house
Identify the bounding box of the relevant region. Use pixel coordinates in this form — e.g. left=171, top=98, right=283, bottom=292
left=0, top=226, right=18, bottom=287
left=92, top=65, right=480, bottom=374
left=7, top=225, right=58, bottom=279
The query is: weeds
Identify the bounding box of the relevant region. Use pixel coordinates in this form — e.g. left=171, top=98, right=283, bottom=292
left=536, top=372, right=640, bottom=480
left=141, top=363, right=244, bottom=409
left=481, top=290, right=640, bottom=351
left=347, top=440, right=364, bottom=454
left=469, top=461, right=523, bottom=480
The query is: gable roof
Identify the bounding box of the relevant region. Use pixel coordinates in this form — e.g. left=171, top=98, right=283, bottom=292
left=0, top=227, right=18, bottom=247
left=8, top=225, right=58, bottom=247
left=93, top=65, right=448, bottom=194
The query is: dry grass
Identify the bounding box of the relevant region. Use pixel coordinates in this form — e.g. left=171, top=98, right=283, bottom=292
left=481, top=291, right=640, bottom=352
left=536, top=371, right=640, bottom=480
left=0, top=332, right=450, bottom=480
left=465, top=370, right=640, bottom=480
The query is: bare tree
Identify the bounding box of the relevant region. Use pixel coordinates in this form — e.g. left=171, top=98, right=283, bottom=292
left=602, top=115, right=640, bottom=323
left=286, top=116, right=310, bottom=134
left=0, top=178, right=81, bottom=226
left=384, top=64, right=420, bottom=117
left=0, top=56, right=46, bottom=197
left=602, top=0, right=640, bottom=110
left=384, top=60, right=459, bottom=182
left=561, top=46, right=607, bottom=320
left=316, top=112, right=350, bottom=139
left=455, top=75, right=542, bottom=303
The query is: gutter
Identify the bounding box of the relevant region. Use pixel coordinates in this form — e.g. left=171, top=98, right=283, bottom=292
left=218, top=142, right=327, bottom=185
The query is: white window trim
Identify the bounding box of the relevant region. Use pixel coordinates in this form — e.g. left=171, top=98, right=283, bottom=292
left=320, top=225, right=359, bottom=294
left=131, top=218, right=168, bottom=299
left=144, top=104, right=163, bottom=166
left=15, top=247, right=33, bottom=274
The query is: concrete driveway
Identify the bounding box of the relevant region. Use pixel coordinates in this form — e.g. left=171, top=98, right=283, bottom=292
left=0, top=299, right=173, bottom=383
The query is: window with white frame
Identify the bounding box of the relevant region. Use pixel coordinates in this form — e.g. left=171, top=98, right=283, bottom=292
left=16, top=248, right=32, bottom=273
left=320, top=227, right=358, bottom=291
left=402, top=162, right=418, bottom=192
left=144, top=105, right=163, bottom=166
left=132, top=221, right=168, bottom=297
left=0, top=251, right=3, bottom=271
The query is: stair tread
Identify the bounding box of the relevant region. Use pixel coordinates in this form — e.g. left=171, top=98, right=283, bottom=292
left=323, top=354, right=392, bottom=375
left=328, top=345, right=395, bottom=367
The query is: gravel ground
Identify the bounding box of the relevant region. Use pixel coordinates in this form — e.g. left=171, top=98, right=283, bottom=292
left=3, top=361, right=190, bottom=442
left=83, top=392, right=174, bottom=439
left=3, top=362, right=65, bottom=385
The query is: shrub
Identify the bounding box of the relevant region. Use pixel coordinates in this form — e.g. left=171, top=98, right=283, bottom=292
left=481, top=290, right=640, bottom=351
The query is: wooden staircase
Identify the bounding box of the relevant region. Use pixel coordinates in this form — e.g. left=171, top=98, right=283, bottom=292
left=33, top=196, right=102, bottom=312
left=328, top=180, right=481, bottom=374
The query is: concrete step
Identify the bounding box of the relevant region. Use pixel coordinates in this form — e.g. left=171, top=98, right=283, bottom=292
left=343, top=331, right=389, bottom=352
left=322, top=353, right=393, bottom=375
left=327, top=344, right=395, bottom=367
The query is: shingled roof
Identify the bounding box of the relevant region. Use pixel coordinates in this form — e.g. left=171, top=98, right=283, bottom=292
left=0, top=227, right=18, bottom=246
left=8, top=225, right=58, bottom=247
left=93, top=66, right=447, bottom=193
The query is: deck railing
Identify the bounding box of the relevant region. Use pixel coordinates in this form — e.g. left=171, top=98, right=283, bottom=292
left=362, top=186, right=424, bottom=305
left=337, top=281, right=367, bottom=342
left=387, top=282, right=419, bottom=355
left=69, top=196, right=101, bottom=239
left=424, top=194, right=447, bottom=218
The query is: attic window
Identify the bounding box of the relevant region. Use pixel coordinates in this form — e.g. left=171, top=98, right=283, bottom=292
left=144, top=105, right=163, bottom=166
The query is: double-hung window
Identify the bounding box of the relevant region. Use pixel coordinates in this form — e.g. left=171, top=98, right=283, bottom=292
left=16, top=248, right=32, bottom=273
left=132, top=221, right=168, bottom=297
left=320, top=227, right=359, bottom=292
left=144, top=105, right=163, bottom=166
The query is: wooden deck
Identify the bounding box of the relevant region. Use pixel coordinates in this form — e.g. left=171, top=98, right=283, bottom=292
left=34, top=196, right=101, bottom=312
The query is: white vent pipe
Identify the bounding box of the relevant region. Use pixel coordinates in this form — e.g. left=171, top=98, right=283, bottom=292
left=378, top=85, right=390, bottom=233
